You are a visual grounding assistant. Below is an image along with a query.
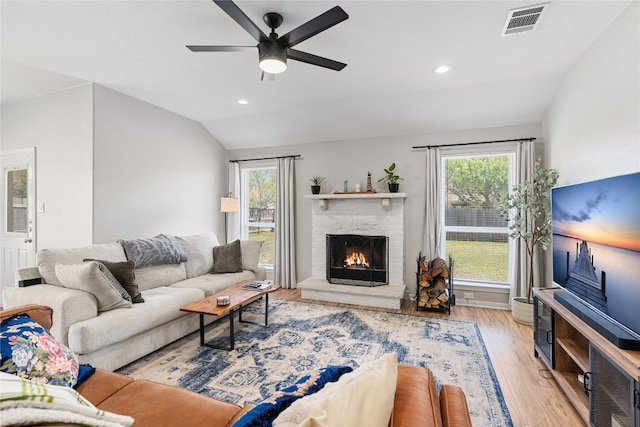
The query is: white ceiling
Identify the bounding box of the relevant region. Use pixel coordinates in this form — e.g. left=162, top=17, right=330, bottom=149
left=0, top=0, right=631, bottom=150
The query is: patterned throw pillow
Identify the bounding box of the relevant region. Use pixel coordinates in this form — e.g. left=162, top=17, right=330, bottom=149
left=0, top=314, right=79, bottom=388
left=232, top=365, right=353, bottom=427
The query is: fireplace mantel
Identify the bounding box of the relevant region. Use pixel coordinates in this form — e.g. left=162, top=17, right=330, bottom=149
left=305, top=192, right=406, bottom=210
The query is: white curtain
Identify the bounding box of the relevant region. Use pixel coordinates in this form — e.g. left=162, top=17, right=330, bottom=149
left=509, top=140, right=536, bottom=301
left=226, top=162, right=241, bottom=243
left=421, top=148, right=442, bottom=260
left=274, top=157, right=297, bottom=289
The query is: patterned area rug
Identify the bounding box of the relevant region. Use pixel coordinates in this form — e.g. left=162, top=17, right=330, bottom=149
left=117, top=299, right=513, bottom=427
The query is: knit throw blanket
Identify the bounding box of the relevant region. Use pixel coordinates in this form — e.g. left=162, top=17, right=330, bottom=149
left=118, top=234, right=188, bottom=268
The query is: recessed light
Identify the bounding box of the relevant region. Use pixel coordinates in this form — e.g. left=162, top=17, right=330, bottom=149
left=237, top=99, right=249, bottom=105
left=433, top=64, right=453, bottom=74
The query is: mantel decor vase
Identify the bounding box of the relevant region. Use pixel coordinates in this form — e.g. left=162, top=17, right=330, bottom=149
left=310, top=185, right=321, bottom=195
left=388, top=183, right=400, bottom=193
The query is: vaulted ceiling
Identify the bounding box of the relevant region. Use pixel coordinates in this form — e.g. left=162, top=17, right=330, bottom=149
left=0, top=1, right=631, bottom=149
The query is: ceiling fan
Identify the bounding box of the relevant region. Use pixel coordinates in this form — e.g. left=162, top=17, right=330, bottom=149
left=187, top=0, right=348, bottom=78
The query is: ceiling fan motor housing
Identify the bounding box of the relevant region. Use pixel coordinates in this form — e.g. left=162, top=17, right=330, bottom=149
left=258, top=41, right=287, bottom=73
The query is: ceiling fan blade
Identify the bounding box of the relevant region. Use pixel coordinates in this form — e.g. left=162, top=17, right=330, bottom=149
left=279, top=6, right=348, bottom=47
left=213, top=0, right=268, bottom=43
left=187, top=45, right=255, bottom=52
left=288, top=49, right=347, bottom=71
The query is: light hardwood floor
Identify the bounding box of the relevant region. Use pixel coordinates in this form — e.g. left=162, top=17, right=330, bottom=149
left=273, top=288, right=584, bottom=427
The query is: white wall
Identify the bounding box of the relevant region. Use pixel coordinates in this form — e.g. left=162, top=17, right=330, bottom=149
left=544, top=2, right=639, bottom=284
left=545, top=1, right=639, bottom=185
left=92, top=85, right=229, bottom=242
left=1, top=84, right=94, bottom=249
left=229, top=123, right=541, bottom=301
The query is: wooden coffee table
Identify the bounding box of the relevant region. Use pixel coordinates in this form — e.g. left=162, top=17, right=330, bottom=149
left=180, top=281, right=278, bottom=351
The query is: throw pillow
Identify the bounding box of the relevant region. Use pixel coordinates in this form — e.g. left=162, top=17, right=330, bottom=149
left=0, top=371, right=134, bottom=427
left=212, top=239, right=243, bottom=274
left=55, top=262, right=133, bottom=312
left=83, top=259, right=144, bottom=303
left=241, top=240, right=263, bottom=273
left=0, top=314, right=79, bottom=388
left=232, top=365, right=353, bottom=427
left=273, top=353, right=398, bottom=427
left=119, top=234, right=188, bottom=267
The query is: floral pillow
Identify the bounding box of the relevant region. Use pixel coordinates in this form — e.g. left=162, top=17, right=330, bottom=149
left=0, top=314, right=79, bottom=388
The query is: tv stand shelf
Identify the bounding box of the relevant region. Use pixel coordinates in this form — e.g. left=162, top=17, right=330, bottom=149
left=534, top=288, right=640, bottom=426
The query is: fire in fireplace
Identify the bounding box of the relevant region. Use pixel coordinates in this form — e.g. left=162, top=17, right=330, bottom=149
left=326, top=234, right=388, bottom=287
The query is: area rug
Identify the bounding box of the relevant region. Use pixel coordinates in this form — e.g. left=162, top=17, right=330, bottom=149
left=117, top=299, right=513, bottom=427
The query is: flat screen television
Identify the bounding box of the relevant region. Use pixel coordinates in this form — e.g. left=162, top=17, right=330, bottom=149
left=551, top=172, right=640, bottom=350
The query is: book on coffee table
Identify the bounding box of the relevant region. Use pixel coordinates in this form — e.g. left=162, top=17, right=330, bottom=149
left=243, top=281, right=272, bottom=290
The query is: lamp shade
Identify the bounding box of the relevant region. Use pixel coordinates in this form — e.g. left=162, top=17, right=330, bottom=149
left=220, top=197, right=239, bottom=213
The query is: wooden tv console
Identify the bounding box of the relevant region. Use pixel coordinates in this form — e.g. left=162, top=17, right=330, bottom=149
left=533, top=288, right=640, bottom=426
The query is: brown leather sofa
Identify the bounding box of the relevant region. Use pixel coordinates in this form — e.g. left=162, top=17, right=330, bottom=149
left=1, top=304, right=472, bottom=427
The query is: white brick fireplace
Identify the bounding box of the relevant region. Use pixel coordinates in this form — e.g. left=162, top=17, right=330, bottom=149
left=299, top=193, right=407, bottom=309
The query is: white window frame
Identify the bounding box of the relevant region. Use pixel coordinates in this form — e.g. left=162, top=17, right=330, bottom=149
left=239, top=160, right=277, bottom=270
left=439, top=144, right=518, bottom=289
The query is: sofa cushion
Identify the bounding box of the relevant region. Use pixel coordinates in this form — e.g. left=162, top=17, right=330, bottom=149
left=0, top=314, right=79, bottom=388
left=84, top=259, right=144, bottom=303
left=273, top=353, right=398, bottom=427
left=37, top=243, right=127, bottom=286
left=241, top=240, right=263, bottom=274
left=0, top=371, right=134, bottom=427
left=134, top=263, right=187, bottom=292
left=233, top=365, right=353, bottom=427
left=212, top=239, right=243, bottom=274
left=119, top=234, right=188, bottom=268
left=55, top=262, right=132, bottom=312
left=67, top=286, right=204, bottom=355
left=176, top=232, right=220, bottom=278
left=170, top=271, right=257, bottom=296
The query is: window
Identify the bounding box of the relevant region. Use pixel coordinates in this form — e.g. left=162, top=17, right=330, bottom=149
left=240, top=163, right=276, bottom=268
left=6, top=168, right=28, bottom=233
left=441, top=153, right=513, bottom=285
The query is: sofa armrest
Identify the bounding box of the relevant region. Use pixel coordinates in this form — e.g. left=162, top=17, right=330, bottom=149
left=15, top=266, right=42, bottom=287
left=2, top=285, right=97, bottom=346
left=0, top=304, right=53, bottom=330
left=439, top=385, right=472, bottom=427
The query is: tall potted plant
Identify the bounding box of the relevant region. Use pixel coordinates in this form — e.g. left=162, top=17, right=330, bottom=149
left=378, top=162, right=403, bottom=193
left=497, top=161, right=558, bottom=324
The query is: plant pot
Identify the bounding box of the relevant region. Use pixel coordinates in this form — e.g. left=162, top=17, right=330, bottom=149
left=388, top=183, right=400, bottom=193
left=511, top=297, right=534, bottom=325
left=311, top=185, right=321, bottom=195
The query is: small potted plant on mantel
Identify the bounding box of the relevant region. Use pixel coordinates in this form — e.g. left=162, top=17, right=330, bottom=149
left=310, top=176, right=325, bottom=195
left=497, top=161, right=559, bottom=325
left=378, top=162, right=403, bottom=193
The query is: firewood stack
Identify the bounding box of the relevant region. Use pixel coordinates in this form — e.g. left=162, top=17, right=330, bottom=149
left=417, top=256, right=450, bottom=309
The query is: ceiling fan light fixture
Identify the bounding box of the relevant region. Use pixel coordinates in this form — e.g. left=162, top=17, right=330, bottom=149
left=259, top=42, right=287, bottom=74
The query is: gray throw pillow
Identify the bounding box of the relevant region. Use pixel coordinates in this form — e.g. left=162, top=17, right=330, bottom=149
left=55, top=262, right=132, bottom=312
left=240, top=240, right=263, bottom=273
left=83, top=259, right=144, bottom=303
left=212, top=240, right=243, bottom=274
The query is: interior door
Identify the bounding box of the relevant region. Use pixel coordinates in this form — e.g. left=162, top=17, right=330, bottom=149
left=1, top=148, right=36, bottom=293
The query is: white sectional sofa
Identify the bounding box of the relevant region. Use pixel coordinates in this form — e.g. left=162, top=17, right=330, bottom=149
left=2, top=232, right=266, bottom=371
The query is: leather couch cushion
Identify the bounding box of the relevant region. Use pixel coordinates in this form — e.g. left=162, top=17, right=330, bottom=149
left=392, top=365, right=443, bottom=427
left=97, top=379, right=243, bottom=427
left=439, top=385, right=472, bottom=427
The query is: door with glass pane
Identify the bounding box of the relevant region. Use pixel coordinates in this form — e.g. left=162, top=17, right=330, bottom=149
left=1, top=149, right=36, bottom=292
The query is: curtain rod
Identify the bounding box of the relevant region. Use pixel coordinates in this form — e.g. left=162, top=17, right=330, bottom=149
left=412, top=137, right=536, bottom=150
left=229, top=154, right=301, bottom=163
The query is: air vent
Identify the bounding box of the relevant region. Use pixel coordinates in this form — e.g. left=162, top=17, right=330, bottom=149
left=501, top=3, right=549, bottom=36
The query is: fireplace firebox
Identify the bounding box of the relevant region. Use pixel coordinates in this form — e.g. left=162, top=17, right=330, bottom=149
left=326, top=234, right=388, bottom=287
